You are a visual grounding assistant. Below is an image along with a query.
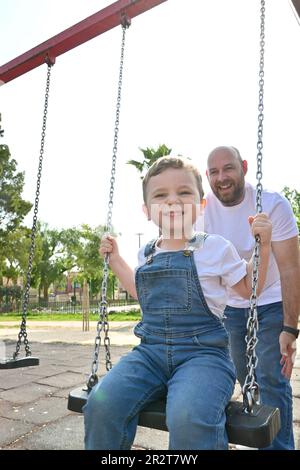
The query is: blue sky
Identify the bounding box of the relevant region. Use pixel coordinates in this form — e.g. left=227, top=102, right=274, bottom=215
left=0, top=0, right=299, bottom=266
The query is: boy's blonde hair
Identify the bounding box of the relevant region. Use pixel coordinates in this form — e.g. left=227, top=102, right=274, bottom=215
left=142, top=156, right=204, bottom=203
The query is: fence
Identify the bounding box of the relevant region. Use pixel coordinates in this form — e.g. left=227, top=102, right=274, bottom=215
left=0, top=298, right=138, bottom=314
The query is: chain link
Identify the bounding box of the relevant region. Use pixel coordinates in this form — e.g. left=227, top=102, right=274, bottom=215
left=243, top=0, right=265, bottom=413
left=14, top=64, right=53, bottom=359
left=87, top=20, right=130, bottom=389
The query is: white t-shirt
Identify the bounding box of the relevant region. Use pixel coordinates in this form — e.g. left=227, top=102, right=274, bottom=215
left=136, top=235, right=247, bottom=319
left=197, top=182, right=298, bottom=308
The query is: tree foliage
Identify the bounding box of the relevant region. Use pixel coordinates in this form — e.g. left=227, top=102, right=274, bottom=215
left=1, top=226, right=34, bottom=285
left=0, top=118, right=117, bottom=301
left=0, top=144, right=32, bottom=235
left=30, top=223, right=76, bottom=302
left=127, top=144, right=172, bottom=178
left=0, top=126, right=32, bottom=284
left=30, top=223, right=116, bottom=301
left=282, top=186, right=300, bottom=233
left=69, top=224, right=116, bottom=299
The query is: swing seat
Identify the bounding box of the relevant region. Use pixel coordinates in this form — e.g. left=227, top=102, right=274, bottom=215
left=0, top=356, right=39, bottom=369
left=68, top=386, right=280, bottom=448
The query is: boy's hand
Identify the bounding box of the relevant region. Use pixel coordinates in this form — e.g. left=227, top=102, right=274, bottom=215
left=99, top=234, right=120, bottom=262
left=248, top=213, right=272, bottom=246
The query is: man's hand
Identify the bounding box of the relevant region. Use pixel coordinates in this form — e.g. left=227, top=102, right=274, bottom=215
left=279, top=331, right=297, bottom=380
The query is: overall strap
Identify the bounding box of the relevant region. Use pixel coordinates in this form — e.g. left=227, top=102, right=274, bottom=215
left=144, top=238, right=158, bottom=257
left=143, top=232, right=209, bottom=264
left=187, top=232, right=209, bottom=251
left=143, top=238, right=159, bottom=265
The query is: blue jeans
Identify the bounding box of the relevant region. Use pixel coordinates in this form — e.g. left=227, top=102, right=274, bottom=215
left=84, top=238, right=237, bottom=450
left=83, top=334, right=235, bottom=450
left=224, top=301, right=294, bottom=450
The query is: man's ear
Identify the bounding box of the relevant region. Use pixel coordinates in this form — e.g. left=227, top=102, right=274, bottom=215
left=242, top=160, right=248, bottom=175
left=196, top=199, right=206, bottom=218
left=142, top=204, right=151, bottom=221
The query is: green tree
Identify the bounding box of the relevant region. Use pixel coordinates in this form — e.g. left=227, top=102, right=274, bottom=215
left=127, top=144, right=172, bottom=178
left=282, top=187, right=300, bottom=233
left=0, top=127, right=32, bottom=284
left=31, top=223, right=117, bottom=302
left=31, top=223, right=78, bottom=302
left=0, top=285, right=22, bottom=312
left=71, top=224, right=117, bottom=299
left=0, top=226, right=34, bottom=285
left=0, top=144, right=32, bottom=235
left=0, top=113, right=4, bottom=138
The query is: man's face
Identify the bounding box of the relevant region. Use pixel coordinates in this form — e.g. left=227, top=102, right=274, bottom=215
left=207, top=149, right=246, bottom=206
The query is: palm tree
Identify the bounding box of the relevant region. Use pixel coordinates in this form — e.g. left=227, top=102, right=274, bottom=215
left=127, top=144, right=172, bottom=178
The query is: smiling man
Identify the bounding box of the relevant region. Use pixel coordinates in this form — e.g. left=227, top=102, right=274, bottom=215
left=207, top=146, right=247, bottom=206
left=197, top=145, right=300, bottom=450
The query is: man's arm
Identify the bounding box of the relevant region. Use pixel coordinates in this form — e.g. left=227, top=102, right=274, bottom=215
left=272, top=235, right=300, bottom=379
left=272, top=236, right=300, bottom=329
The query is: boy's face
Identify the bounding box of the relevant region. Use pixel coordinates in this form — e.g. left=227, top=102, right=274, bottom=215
left=143, top=168, right=203, bottom=239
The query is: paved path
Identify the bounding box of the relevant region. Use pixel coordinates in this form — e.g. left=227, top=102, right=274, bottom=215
left=0, top=320, right=140, bottom=346
left=0, top=321, right=299, bottom=450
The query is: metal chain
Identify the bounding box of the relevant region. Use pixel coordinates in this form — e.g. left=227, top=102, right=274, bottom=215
left=243, top=0, right=265, bottom=413
left=87, top=17, right=130, bottom=390
left=0, top=113, right=4, bottom=137
left=13, top=64, right=53, bottom=359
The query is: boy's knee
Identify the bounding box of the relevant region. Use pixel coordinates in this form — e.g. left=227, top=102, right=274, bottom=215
left=167, top=404, right=211, bottom=432
left=167, top=406, right=227, bottom=450
left=84, top=386, right=111, bottom=417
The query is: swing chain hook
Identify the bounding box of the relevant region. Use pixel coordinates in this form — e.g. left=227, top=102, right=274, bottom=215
left=87, top=21, right=130, bottom=389
left=243, top=0, right=265, bottom=413
left=121, top=13, right=131, bottom=29
left=14, top=63, right=53, bottom=359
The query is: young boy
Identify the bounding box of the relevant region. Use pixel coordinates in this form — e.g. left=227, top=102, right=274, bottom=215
left=83, top=156, right=272, bottom=450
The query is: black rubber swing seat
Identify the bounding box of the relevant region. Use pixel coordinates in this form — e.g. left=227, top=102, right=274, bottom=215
left=0, top=357, right=39, bottom=369
left=68, top=386, right=281, bottom=448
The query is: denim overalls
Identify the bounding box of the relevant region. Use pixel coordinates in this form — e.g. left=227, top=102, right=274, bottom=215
left=84, top=234, right=236, bottom=450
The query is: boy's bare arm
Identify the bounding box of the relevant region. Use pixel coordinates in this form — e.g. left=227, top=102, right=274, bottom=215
left=109, top=255, right=138, bottom=300
left=99, top=234, right=138, bottom=300
left=234, top=245, right=271, bottom=299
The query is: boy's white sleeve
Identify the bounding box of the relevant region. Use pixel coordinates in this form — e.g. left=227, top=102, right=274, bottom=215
left=220, top=239, right=247, bottom=288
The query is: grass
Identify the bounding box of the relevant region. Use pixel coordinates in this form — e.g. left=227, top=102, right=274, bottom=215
left=0, top=310, right=141, bottom=322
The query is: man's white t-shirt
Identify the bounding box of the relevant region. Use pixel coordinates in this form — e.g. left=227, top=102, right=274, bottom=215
left=197, top=182, right=298, bottom=308
left=136, top=235, right=247, bottom=319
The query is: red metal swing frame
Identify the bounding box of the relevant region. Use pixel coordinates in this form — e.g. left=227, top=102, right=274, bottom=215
left=1, top=0, right=299, bottom=86
left=0, top=0, right=167, bottom=85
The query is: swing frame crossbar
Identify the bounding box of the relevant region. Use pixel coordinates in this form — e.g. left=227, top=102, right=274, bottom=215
left=291, top=0, right=300, bottom=18
left=1, top=0, right=299, bottom=86
left=0, top=0, right=296, bottom=447
left=0, top=0, right=167, bottom=85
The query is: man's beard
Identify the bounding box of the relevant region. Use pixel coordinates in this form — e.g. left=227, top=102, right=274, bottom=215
left=212, top=176, right=245, bottom=206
